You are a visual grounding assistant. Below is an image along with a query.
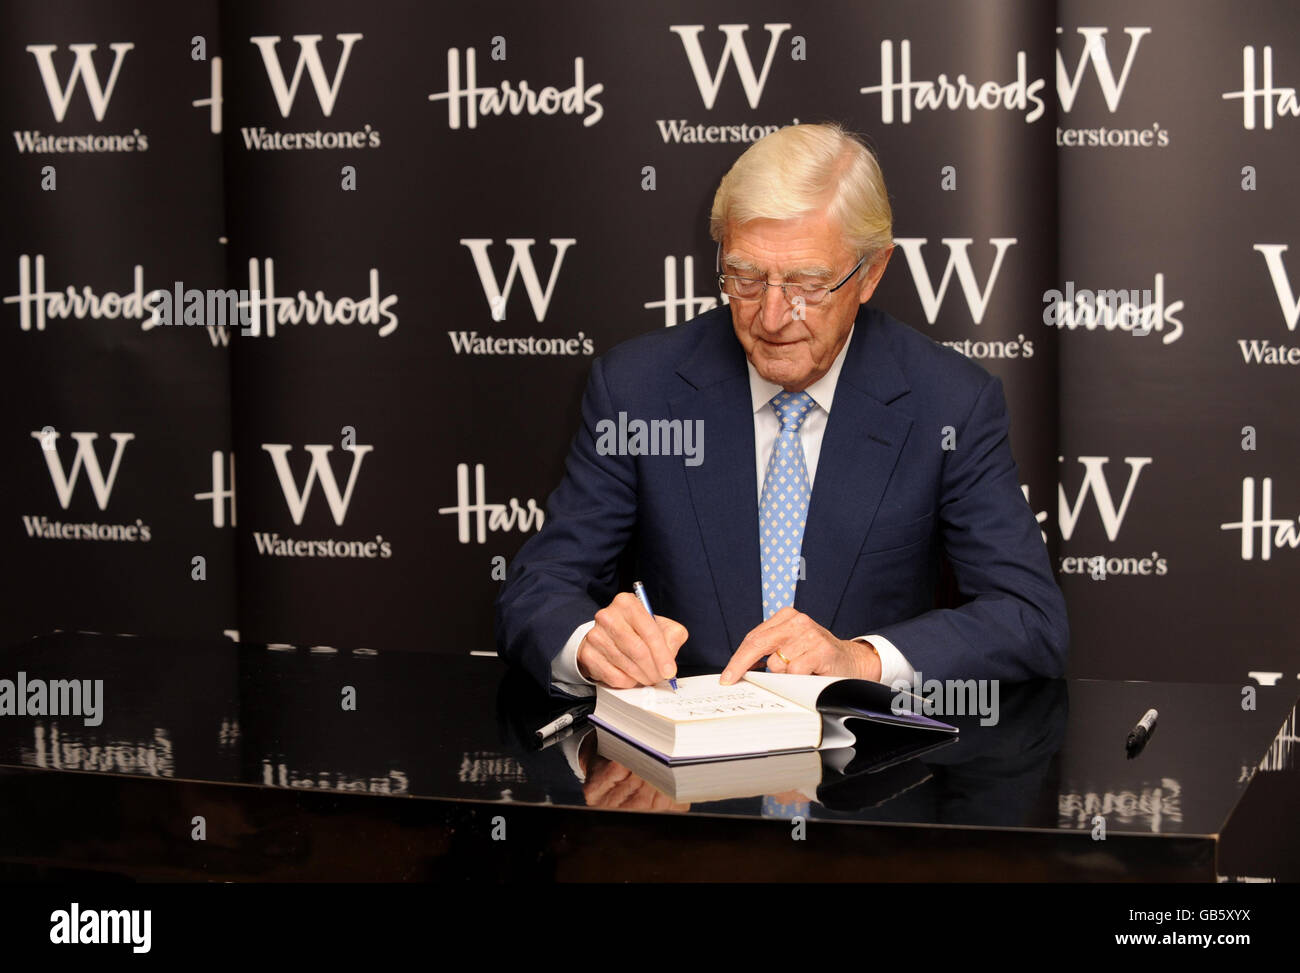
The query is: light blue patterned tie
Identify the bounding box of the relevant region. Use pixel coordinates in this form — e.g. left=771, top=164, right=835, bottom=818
left=759, top=390, right=815, bottom=619
left=758, top=391, right=815, bottom=821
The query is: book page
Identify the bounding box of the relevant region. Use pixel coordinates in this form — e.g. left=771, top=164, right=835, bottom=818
left=740, top=671, right=843, bottom=711
left=742, top=672, right=953, bottom=732
left=821, top=714, right=857, bottom=750
left=602, top=674, right=810, bottom=723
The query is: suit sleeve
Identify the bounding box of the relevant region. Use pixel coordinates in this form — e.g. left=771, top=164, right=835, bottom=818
left=494, top=356, right=639, bottom=696
left=870, top=375, right=1069, bottom=681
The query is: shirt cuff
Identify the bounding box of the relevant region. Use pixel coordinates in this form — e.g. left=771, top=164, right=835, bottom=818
left=854, top=634, right=915, bottom=688
left=550, top=620, right=598, bottom=697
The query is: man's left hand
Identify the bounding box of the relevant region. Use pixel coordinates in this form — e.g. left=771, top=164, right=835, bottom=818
left=721, top=607, right=882, bottom=684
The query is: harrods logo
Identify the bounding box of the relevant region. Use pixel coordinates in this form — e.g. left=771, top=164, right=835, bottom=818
left=862, top=28, right=1168, bottom=148
left=1223, top=45, right=1299, bottom=131
left=860, top=39, right=1048, bottom=124
left=645, top=254, right=724, bottom=328
left=438, top=463, right=544, bottom=544
left=429, top=47, right=604, bottom=129
left=1221, top=477, right=1300, bottom=561
left=1042, top=274, right=1185, bottom=344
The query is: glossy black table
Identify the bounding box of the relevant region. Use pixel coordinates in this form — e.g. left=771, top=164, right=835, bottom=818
left=0, top=631, right=1295, bottom=881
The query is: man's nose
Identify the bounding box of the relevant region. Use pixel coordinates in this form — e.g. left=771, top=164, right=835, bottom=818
left=757, top=283, right=790, bottom=329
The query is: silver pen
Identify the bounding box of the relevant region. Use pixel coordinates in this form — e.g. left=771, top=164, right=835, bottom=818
left=632, top=580, right=677, bottom=691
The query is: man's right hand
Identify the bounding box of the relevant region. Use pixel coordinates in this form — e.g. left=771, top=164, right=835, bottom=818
left=577, top=591, right=688, bottom=688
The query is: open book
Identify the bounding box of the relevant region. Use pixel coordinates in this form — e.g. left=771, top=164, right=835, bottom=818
left=588, top=672, right=956, bottom=764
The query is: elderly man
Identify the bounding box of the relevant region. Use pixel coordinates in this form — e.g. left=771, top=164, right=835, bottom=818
left=496, top=123, right=1068, bottom=698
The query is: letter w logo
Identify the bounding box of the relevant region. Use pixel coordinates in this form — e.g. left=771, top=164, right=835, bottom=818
left=262, top=443, right=373, bottom=525
left=248, top=33, right=363, bottom=117
left=33, top=431, right=134, bottom=509
left=460, top=238, right=576, bottom=322
left=1253, top=245, right=1300, bottom=331
left=893, top=238, right=1016, bottom=324
left=1058, top=456, right=1152, bottom=541
left=25, top=43, right=135, bottom=122
left=669, top=24, right=791, bottom=109
left=1056, top=27, right=1151, bottom=112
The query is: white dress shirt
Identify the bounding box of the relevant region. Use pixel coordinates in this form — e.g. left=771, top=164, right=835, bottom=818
left=551, top=323, right=917, bottom=695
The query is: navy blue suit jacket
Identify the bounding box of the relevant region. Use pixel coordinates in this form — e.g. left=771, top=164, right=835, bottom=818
left=495, top=304, right=1069, bottom=697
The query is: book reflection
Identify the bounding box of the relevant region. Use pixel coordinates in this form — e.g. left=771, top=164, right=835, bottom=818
left=558, top=680, right=1067, bottom=823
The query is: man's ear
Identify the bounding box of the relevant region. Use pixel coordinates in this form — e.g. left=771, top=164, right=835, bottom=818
left=857, top=244, right=894, bottom=304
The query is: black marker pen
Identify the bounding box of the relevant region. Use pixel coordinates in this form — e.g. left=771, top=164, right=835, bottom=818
left=1125, top=708, right=1158, bottom=757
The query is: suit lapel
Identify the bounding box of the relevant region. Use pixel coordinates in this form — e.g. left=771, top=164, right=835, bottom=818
left=795, top=313, right=913, bottom=627
left=670, top=307, right=913, bottom=647
left=670, top=319, right=761, bottom=649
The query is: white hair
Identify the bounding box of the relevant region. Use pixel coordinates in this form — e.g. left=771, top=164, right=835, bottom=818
left=710, top=122, right=893, bottom=276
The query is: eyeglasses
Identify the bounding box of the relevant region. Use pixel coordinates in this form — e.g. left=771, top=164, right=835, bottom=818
left=716, top=242, right=866, bottom=307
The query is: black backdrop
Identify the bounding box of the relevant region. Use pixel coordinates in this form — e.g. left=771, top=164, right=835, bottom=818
left=3, top=0, right=1298, bottom=686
